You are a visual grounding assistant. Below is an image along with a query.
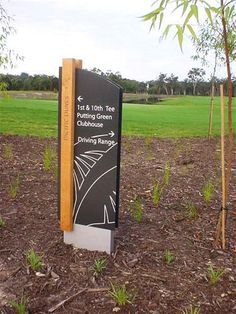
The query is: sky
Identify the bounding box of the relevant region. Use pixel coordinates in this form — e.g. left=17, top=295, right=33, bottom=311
left=2, top=0, right=231, bottom=81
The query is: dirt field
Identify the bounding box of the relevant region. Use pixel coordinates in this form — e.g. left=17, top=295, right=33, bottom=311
left=0, top=135, right=236, bottom=313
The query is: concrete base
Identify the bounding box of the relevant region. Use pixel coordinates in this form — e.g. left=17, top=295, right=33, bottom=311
left=64, top=224, right=114, bottom=254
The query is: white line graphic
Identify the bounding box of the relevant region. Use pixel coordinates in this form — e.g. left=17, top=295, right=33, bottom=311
left=91, top=131, right=115, bottom=139
left=73, top=165, right=117, bottom=223
left=88, top=205, right=115, bottom=226
left=73, top=143, right=118, bottom=191
left=109, top=195, right=116, bottom=213
left=73, top=170, right=78, bottom=216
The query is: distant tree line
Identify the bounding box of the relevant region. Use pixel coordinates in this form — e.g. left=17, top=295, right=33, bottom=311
left=0, top=72, right=59, bottom=91
left=0, top=68, right=236, bottom=96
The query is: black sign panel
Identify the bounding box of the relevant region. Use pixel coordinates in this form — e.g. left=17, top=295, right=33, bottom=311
left=73, top=69, right=122, bottom=230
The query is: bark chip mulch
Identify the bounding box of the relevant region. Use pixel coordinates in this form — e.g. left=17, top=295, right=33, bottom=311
left=0, top=135, right=236, bottom=313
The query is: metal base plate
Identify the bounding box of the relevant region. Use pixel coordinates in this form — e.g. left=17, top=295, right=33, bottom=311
left=64, top=224, right=114, bottom=254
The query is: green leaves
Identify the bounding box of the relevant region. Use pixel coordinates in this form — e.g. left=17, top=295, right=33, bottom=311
left=176, top=25, right=183, bottom=49
left=142, top=0, right=233, bottom=50
left=186, top=24, right=197, bottom=40
left=205, top=7, right=213, bottom=25
left=190, top=4, right=199, bottom=22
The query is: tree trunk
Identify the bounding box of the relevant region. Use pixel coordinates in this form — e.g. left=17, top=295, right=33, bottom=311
left=164, top=85, right=168, bottom=95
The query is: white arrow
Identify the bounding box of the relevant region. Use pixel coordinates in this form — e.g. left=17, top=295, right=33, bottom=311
left=91, top=131, right=115, bottom=139
left=77, top=96, right=84, bottom=102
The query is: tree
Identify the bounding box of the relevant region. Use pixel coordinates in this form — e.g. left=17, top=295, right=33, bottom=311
left=143, top=0, right=235, bottom=248
left=187, top=67, right=205, bottom=95
left=158, top=73, right=169, bottom=94
left=167, top=73, right=178, bottom=95
left=0, top=3, right=22, bottom=68
left=192, top=16, right=236, bottom=138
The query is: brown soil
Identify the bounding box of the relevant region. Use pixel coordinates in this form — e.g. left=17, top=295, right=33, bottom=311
left=0, top=135, right=236, bottom=314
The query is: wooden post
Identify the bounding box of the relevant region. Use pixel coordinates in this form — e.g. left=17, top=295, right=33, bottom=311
left=215, top=84, right=226, bottom=248
left=208, top=84, right=215, bottom=140
left=60, top=58, right=82, bottom=231
left=220, top=84, right=226, bottom=249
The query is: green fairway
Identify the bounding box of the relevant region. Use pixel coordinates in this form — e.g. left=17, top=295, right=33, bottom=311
left=0, top=96, right=235, bottom=138
left=123, top=96, right=236, bottom=137
left=0, top=98, right=58, bottom=137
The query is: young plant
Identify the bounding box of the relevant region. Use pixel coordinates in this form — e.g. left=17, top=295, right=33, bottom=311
left=207, top=264, right=225, bottom=285
left=0, top=217, right=6, bottom=228
left=109, top=283, right=134, bottom=306
left=202, top=180, right=214, bottom=203
left=144, top=136, right=152, bottom=147
left=164, top=249, right=175, bottom=265
left=42, top=146, right=56, bottom=171
left=185, top=201, right=198, bottom=219
left=52, top=163, right=58, bottom=179
left=146, top=150, right=155, bottom=161
left=3, top=143, right=13, bottom=159
left=181, top=305, right=200, bottom=314
left=9, top=295, right=27, bottom=314
left=163, top=161, right=171, bottom=186
left=152, top=180, right=161, bottom=207
left=93, top=258, right=106, bottom=276
left=26, top=248, right=42, bottom=271
left=130, top=197, right=143, bottom=223
left=8, top=175, right=20, bottom=199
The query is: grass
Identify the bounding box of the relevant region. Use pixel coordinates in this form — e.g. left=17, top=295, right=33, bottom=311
left=9, top=295, right=28, bottom=314
left=0, top=98, right=58, bottom=137
left=130, top=197, right=143, bottom=223
left=2, top=143, right=13, bottom=159
left=207, top=264, right=225, bottom=285
left=109, top=283, right=134, bottom=306
left=181, top=305, right=201, bottom=314
left=0, top=217, right=6, bottom=228
left=8, top=175, right=20, bottom=199
left=93, top=258, right=107, bottom=276
left=26, top=248, right=42, bottom=271
left=163, top=161, right=171, bottom=186
left=0, top=96, right=235, bottom=138
left=202, top=180, right=215, bottom=203
left=164, top=249, right=175, bottom=265
left=42, top=146, right=56, bottom=171
left=152, top=180, right=161, bottom=207
left=122, top=96, right=236, bottom=137
left=184, top=201, right=198, bottom=219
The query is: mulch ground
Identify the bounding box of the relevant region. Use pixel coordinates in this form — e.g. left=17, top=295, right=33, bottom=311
left=0, top=135, right=236, bottom=314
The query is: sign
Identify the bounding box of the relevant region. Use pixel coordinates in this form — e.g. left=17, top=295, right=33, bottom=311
left=73, top=69, right=122, bottom=230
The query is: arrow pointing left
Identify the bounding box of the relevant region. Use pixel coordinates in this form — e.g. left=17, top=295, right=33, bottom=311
left=77, top=96, right=83, bottom=102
